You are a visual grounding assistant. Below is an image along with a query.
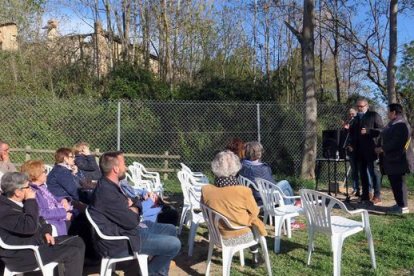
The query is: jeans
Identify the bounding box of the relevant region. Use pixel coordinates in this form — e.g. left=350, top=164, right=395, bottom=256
left=275, top=180, right=295, bottom=205
left=138, top=221, right=181, bottom=276
left=359, top=158, right=381, bottom=200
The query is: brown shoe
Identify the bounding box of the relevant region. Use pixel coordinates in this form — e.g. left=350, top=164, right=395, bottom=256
left=372, top=196, right=382, bottom=206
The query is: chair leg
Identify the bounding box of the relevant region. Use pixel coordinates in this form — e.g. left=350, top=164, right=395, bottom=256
left=178, top=206, right=189, bottom=235
left=137, top=254, right=149, bottom=276
left=259, top=237, right=273, bottom=276
left=188, top=221, right=199, bottom=256
left=239, top=249, right=245, bottom=267
left=222, top=248, right=235, bottom=276
left=286, top=218, right=292, bottom=238
left=100, top=258, right=110, bottom=276
left=332, top=237, right=343, bottom=276
left=274, top=216, right=284, bottom=253
left=205, top=242, right=214, bottom=276
left=306, top=229, right=315, bottom=265
left=366, top=228, right=377, bottom=269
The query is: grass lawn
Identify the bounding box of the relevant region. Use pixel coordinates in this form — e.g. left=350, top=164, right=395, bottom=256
left=168, top=174, right=414, bottom=276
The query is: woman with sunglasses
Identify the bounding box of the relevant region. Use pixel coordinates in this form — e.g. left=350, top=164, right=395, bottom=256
left=21, top=160, right=73, bottom=235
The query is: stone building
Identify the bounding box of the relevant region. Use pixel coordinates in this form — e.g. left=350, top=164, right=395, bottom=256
left=0, top=23, right=18, bottom=51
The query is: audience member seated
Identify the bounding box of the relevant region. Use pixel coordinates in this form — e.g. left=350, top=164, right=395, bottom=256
left=225, top=137, right=245, bottom=160
left=74, top=142, right=101, bottom=182
left=0, top=141, right=16, bottom=173
left=47, top=148, right=85, bottom=204
left=239, top=141, right=298, bottom=205
left=202, top=151, right=267, bottom=268
left=21, top=160, right=73, bottom=236
left=0, top=172, right=85, bottom=275
left=89, top=151, right=181, bottom=275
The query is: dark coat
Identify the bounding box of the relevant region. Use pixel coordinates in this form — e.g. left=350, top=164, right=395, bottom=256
left=381, top=118, right=414, bottom=175
left=47, top=165, right=81, bottom=201
left=0, top=196, right=52, bottom=268
left=75, top=155, right=102, bottom=181
left=350, top=110, right=384, bottom=161
left=89, top=177, right=140, bottom=257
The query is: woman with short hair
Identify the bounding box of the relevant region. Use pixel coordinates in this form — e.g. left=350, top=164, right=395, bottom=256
left=202, top=151, right=267, bottom=268
left=21, top=160, right=72, bottom=235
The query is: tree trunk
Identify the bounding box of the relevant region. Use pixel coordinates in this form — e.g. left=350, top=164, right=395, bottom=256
left=286, top=0, right=317, bottom=179
left=388, top=0, right=398, bottom=103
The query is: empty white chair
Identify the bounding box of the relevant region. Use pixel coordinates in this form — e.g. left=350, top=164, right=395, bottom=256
left=0, top=237, right=60, bottom=276
left=186, top=185, right=205, bottom=256
left=132, top=162, right=164, bottom=197
left=127, top=165, right=153, bottom=191
left=200, top=203, right=272, bottom=276
left=85, top=208, right=149, bottom=276
left=256, top=178, right=303, bottom=253
left=300, top=189, right=376, bottom=276
left=180, top=163, right=209, bottom=183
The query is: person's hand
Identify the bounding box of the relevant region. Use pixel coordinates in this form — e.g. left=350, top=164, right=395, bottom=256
left=24, top=188, right=36, bottom=200
left=361, top=128, right=367, bottom=135
left=129, top=206, right=139, bottom=214
left=60, top=198, right=70, bottom=211
left=45, top=233, right=55, bottom=245
left=82, top=146, right=91, bottom=155
left=0, top=151, right=9, bottom=161
left=375, top=147, right=383, bottom=154
left=66, top=212, right=73, bottom=221
left=347, top=145, right=353, bottom=152
left=127, top=198, right=134, bottom=207
left=149, top=192, right=158, bottom=203
left=70, top=165, right=78, bottom=175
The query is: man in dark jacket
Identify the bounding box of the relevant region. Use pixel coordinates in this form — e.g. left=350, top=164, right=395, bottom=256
left=375, top=104, right=413, bottom=214
left=349, top=98, right=384, bottom=205
left=89, top=151, right=180, bottom=276
left=0, top=172, right=85, bottom=275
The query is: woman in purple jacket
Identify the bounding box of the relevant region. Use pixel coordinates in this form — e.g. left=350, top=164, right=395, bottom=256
left=21, top=160, right=73, bottom=236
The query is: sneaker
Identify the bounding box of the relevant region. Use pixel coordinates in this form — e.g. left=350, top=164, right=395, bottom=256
left=387, top=205, right=409, bottom=214
left=371, top=196, right=382, bottom=206
left=291, top=222, right=305, bottom=230
left=401, top=207, right=410, bottom=214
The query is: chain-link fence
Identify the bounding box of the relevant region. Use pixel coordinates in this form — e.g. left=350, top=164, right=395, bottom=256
left=2, top=96, right=373, bottom=195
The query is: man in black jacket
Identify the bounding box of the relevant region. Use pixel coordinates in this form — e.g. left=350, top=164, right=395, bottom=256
left=349, top=98, right=384, bottom=205
left=0, top=172, right=85, bottom=275
left=89, top=151, right=181, bottom=276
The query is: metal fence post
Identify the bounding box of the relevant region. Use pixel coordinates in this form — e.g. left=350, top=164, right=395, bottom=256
left=257, top=103, right=261, bottom=143
left=117, top=101, right=121, bottom=151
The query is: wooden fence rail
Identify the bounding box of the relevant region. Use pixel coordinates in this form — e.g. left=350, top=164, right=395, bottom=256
left=10, top=147, right=180, bottom=180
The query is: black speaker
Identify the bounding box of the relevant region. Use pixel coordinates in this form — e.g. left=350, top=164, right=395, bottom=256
left=322, top=130, right=348, bottom=159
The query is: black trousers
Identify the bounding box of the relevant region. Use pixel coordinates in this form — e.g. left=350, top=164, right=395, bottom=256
left=4, top=236, right=85, bottom=276
left=388, top=174, right=408, bottom=208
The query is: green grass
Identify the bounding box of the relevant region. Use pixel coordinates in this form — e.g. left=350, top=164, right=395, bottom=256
left=180, top=214, right=414, bottom=276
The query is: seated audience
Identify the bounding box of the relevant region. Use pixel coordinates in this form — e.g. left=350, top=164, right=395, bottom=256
left=0, top=141, right=16, bottom=173
left=89, top=151, right=181, bottom=275
left=47, top=148, right=85, bottom=202
left=202, top=151, right=267, bottom=268
left=74, top=142, right=101, bottom=182
left=239, top=141, right=298, bottom=206
left=21, top=160, right=73, bottom=236
left=225, top=137, right=245, bottom=160
left=0, top=172, right=85, bottom=275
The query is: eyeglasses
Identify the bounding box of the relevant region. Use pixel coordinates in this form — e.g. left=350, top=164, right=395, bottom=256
left=68, top=155, right=75, bottom=158
left=357, top=104, right=367, bottom=108
left=20, top=186, right=31, bottom=190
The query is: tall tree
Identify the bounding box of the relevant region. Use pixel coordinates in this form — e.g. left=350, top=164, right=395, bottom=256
left=286, top=0, right=318, bottom=179
left=387, top=0, right=398, bottom=103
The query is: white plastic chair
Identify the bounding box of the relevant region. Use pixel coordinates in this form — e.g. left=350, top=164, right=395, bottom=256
left=299, top=189, right=376, bottom=276
left=186, top=185, right=206, bottom=256
left=256, top=178, right=303, bottom=253
left=177, top=169, right=206, bottom=235
left=131, top=162, right=164, bottom=197
left=85, top=208, right=149, bottom=276
left=127, top=165, right=153, bottom=191
left=44, top=165, right=53, bottom=175
left=180, top=163, right=209, bottom=183
left=0, top=237, right=60, bottom=276
left=200, top=203, right=272, bottom=276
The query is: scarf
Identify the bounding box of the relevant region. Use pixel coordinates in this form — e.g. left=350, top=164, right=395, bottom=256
left=214, top=175, right=239, bottom=187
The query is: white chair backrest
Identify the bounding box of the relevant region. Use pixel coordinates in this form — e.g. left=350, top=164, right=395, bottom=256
left=187, top=185, right=202, bottom=209
left=300, top=189, right=345, bottom=235
left=237, top=175, right=259, bottom=191
left=180, top=163, right=193, bottom=174
left=44, top=165, right=53, bottom=175
left=200, top=204, right=230, bottom=248
left=128, top=165, right=143, bottom=184
left=177, top=170, right=191, bottom=205
left=255, top=178, right=285, bottom=212
left=85, top=207, right=128, bottom=241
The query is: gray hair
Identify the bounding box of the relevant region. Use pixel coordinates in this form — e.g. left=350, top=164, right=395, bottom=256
left=211, top=151, right=241, bottom=178
left=1, top=172, right=29, bottom=198
left=245, top=141, right=264, bottom=161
